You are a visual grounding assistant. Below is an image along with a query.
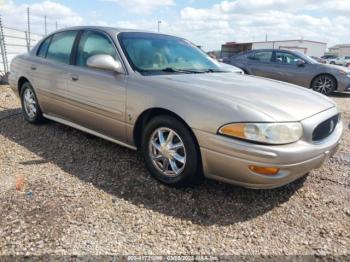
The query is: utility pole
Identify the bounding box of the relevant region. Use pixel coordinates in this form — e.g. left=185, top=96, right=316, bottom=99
left=27, top=7, right=31, bottom=49
left=157, top=20, right=161, bottom=33
left=0, top=16, right=9, bottom=73
left=44, top=16, right=47, bottom=35
left=265, top=33, right=268, bottom=42
left=56, top=21, right=58, bottom=30
left=24, top=31, right=30, bottom=52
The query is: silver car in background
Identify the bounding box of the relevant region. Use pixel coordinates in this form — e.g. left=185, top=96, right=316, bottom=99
left=230, top=49, right=350, bottom=95
left=9, top=27, right=343, bottom=189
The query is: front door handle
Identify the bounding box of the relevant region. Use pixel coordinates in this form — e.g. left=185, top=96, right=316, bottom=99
left=30, top=65, right=37, bottom=71
left=71, top=75, right=79, bottom=81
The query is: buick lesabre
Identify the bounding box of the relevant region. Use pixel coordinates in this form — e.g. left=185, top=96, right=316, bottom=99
left=9, top=27, right=343, bottom=188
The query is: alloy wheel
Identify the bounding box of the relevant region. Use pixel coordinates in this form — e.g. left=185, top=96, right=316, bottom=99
left=23, top=88, right=37, bottom=118
left=313, top=76, right=334, bottom=95
left=148, top=127, right=186, bottom=177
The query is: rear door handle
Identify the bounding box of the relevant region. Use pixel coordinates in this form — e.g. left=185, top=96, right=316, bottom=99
left=30, top=65, right=37, bottom=71
left=71, top=74, right=79, bottom=81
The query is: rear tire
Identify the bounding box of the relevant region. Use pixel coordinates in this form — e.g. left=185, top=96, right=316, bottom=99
left=311, top=75, right=336, bottom=96
left=141, top=115, right=202, bottom=187
left=20, top=82, right=46, bottom=124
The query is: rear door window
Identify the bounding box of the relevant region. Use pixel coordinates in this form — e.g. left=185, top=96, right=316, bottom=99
left=274, top=51, right=303, bottom=65
left=248, top=51, right=273, bottom=63
left=46, top=31, right=78, bottom=64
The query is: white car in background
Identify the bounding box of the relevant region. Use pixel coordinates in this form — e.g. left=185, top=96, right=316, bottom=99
left=322, top=55, right=338, bottom=65
left=334, top=56, right=350, bottom=67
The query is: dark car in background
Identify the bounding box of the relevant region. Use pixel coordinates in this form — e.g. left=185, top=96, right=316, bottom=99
left=229, top=49, right=350, bottom=95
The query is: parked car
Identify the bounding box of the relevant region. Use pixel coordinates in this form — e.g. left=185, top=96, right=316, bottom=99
left=221, top=57, right=231, bottom=64
left=334, top=56, right=350, bottom=67
left=321, top=55, right=338, bottom=64
left=230, top=49, right=350, bottom=95
left=10, top=27, right=343, bottom=189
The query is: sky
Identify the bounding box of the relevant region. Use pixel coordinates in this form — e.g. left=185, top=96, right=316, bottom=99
left=0, top=0, right=349, bottom=51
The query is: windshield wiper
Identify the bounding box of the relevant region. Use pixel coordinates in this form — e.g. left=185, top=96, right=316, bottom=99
left=161, top=67, right=205, bottom=74
left=203, top=69, right=229, bottom=73
left=140, top=67, right=224, bottom=74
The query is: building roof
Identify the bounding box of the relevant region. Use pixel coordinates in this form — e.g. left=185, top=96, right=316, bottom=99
left=329, top=44, right=350, bottom=49
left=223, top=39, right=327, bottom=46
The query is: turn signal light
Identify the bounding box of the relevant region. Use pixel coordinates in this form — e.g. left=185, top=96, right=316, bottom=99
left=219, top=123, right=246, bottom=138
left=249, top=165, right=280, bottom=176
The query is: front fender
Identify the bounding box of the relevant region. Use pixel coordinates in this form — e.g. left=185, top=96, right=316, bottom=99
left=126, top=76, right=273, bottom=135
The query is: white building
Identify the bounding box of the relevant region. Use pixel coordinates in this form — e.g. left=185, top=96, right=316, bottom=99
left=221, top=39, right=327, bottom=58
left=328, top=44, right=350, bottom=57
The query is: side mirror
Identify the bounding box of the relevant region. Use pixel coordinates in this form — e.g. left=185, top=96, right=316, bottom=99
left=297, top=59, right=306, bottom=67
left=87, top=54, right=124, bottom=73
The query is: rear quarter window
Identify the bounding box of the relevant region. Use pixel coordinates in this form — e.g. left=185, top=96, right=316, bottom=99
left=37, top=36, right=52, bottom=58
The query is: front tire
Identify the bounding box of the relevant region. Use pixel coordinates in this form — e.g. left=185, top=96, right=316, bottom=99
left=20, top=82, right=45, bottom=124
left=311, top=75, right=336, bottom=95
left=241, top=68, right=249, bottom=75
left=141, top=115, right=202, bottom=187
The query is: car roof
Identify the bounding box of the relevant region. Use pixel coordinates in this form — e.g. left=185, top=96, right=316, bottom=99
left=30, top=26, right=181, bottom=55
left=52, top=26, right=155, bottom=35
left=233, top=49, right=296, bottom=58
left=249, top=49, right=297, bottom=53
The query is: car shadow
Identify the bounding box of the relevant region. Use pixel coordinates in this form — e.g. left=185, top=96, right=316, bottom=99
left=0, top=108, right=305, bottom=226
left=331, top=92, right=350, bottom=98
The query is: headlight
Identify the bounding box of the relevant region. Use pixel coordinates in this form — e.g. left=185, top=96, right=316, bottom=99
left=218, top=122, right=303, bottom=144
left=338, top=70, right=350, bottom=76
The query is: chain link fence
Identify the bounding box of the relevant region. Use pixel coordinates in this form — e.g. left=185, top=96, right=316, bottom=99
left=0, top=26, right=43, bottom=68
left=0, top=8, right=63, bottom=83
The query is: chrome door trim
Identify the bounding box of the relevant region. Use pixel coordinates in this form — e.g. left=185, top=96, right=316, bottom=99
left=43, top=113, right=137, bottom=150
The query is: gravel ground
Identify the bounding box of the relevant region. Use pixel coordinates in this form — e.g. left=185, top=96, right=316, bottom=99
left=0, top=85, right=349, bottom=257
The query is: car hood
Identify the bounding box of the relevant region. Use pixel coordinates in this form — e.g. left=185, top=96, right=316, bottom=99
left=152, top=73, right=335, bottom=122
left=218, top=62, right=244, bottom=73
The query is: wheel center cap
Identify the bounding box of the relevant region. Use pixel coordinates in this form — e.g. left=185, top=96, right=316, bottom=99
left=160, top=145, right=173, bottom=159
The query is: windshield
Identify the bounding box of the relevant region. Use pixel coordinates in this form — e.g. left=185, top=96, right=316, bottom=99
left=293, top=51, right=319, bottom=64
left=304, top=55, right=319, bottom=64
left=118, top=32, right=224, bottom=75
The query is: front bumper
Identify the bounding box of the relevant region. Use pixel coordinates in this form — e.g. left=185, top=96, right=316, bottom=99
left=194, top=107, right=343, bottom=189
left=337, top=74, right=350, bottom=92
